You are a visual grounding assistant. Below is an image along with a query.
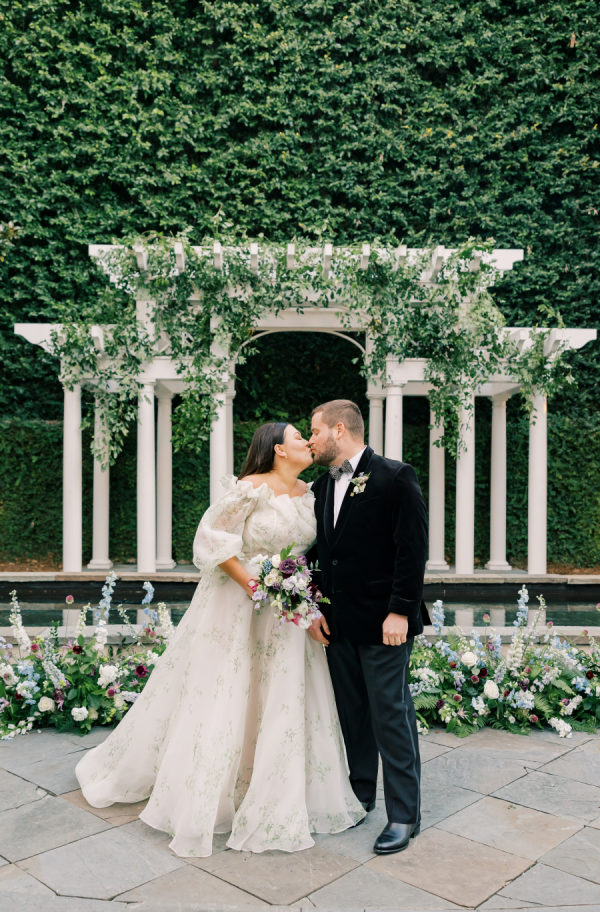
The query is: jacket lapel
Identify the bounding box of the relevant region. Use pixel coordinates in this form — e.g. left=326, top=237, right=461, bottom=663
left=332, top=447, right=373, bottom=543
left=323, top=472, right=335, bottom=545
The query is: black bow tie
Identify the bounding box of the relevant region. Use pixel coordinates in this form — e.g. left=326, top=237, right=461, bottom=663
left=329, top=459, right=353, bottom=481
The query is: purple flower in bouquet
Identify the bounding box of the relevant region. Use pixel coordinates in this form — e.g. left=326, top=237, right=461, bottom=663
left=296, top=555, right=307, bottom=567
left=279, top=558, right=297, bottom=577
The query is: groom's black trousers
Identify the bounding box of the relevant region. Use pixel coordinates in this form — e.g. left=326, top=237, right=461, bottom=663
left=326, top=637, right=421, bottom=824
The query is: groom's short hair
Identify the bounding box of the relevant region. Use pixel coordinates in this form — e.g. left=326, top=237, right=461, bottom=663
left=312, top=399, right=364, bottom=439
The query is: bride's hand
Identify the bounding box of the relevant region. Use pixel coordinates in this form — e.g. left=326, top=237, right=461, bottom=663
left=245, top=578, right=258, bottom=598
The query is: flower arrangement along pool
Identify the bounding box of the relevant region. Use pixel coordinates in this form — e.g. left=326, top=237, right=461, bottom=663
left=1, top=579, right=599, bottom=740
left=411, top=589, right=600, bottom=737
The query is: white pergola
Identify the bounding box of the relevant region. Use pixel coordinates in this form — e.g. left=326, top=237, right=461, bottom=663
left=15, top=242, right=596, bottom=576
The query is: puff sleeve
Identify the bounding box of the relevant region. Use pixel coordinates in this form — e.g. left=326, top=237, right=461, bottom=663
left=192, top=477, right=260, bottom=573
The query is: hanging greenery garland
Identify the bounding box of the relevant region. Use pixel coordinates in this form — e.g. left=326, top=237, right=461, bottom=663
left=50, top=233, right=570, bottom=466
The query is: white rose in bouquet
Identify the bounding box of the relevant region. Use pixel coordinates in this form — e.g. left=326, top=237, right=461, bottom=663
left=483, top=680, right=500, bottom=700
left=461, top=651, right=477, bottom=668
left=71, top=706, right=89, bottom=722
left=270, top=554, right=281, bottom=569
left=38, top=696, right=55, bottom=712
left=263, top=570, right=281, bottom=587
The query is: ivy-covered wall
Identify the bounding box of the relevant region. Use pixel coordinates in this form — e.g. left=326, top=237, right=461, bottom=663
left=0, top=0, right=598, bottom=563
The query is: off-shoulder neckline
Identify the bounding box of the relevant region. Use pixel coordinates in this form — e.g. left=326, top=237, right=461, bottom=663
left=235, top=476, right=312, bottom=501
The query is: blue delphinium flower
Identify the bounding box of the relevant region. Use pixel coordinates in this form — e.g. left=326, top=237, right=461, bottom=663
left=431, top=599, right=445, bottom=635
left=514, top=586, right=529, bottom=627
left=94, top=571, right=118, bottom=624
left=141, top=581, right=155, bottom=605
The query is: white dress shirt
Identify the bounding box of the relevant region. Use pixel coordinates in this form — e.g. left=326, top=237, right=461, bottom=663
left=333, top=448, right=366, bottom=526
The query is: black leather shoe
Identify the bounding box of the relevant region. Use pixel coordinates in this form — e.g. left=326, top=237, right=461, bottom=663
left=361, top=797, right=376, bottom=812
left=373, top=821, right=420, bottom=854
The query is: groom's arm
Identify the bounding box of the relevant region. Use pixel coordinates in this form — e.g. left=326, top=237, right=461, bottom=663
left=385, top=464, right=428, bottom=643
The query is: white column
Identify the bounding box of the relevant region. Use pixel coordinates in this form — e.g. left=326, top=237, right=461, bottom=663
left=367, top=383, right=385, bottom=454
left=384, top=384, right=404, bottom=460
left=63, top=383, right=82, bottom=572
left=210, top=386, right=229, bottom=504
left=455, top=397, right=475, bottom=575
left=486, top=393, right=512, bottom=571
left=490, top=607, right=506, bottom=627
left=225, top=375, right=236, bottom=476
left=427, top=411, right=449, bottom=571
left=455, top=607, right=475, bottom=629
left=87, top=399, right=113, bottom=570
left=156, top=388, right=176, bottom=570
left=137, top=382, right=156, bottom=573
left=528, top=391, right=547, bottom=574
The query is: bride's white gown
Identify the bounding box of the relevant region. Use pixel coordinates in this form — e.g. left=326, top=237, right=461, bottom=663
left=75, top=477, right=365, bottom=857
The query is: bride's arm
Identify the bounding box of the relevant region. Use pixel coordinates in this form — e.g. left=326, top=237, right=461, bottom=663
left=218, top=557, right=257, bottom=597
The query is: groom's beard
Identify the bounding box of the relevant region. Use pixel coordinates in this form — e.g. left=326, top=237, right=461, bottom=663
left=312, top=436, right=339, bottom=466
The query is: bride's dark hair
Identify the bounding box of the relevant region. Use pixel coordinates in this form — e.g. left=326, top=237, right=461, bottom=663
left=239, top=422, right=289, bottom=478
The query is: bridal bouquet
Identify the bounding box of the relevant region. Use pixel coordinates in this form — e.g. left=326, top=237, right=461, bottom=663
left=250, top=544, right=329, bottom=629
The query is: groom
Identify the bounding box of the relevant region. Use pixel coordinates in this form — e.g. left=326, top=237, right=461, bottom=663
left=308, top=399, right=429, bottom=855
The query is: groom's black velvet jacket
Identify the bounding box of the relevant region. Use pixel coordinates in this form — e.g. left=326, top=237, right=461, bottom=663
left=309, top=447, right=430, bottom=645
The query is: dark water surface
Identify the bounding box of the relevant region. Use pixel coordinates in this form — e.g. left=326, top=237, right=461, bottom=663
left=2, top=601, right=599, bottom=629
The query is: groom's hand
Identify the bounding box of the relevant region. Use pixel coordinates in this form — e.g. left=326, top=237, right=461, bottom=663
left=308, top=614, right=330, bottom=645
left=382, top=612, right=408, bottom=646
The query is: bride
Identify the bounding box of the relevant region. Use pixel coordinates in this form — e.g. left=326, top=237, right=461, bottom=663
left=75, top=421, right=365, bottom=857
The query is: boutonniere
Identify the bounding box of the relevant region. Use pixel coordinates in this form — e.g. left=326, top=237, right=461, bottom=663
left=349, top=473, right=370, bottom=496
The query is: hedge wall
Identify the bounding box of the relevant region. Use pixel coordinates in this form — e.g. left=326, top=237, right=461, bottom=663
left=0, top=0, right=598, bottom=563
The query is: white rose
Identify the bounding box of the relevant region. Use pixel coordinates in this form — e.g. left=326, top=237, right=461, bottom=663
left=0, top=664, right=17, bottom=686
left=461, top=651, right=477, bottom=668
left=38, top=696, right=55, bottom=713
left=263, top=570, right=281, bottom=587
left=270, top=554, right=281, bottom=569
left=71, top=706, right=88, bottom=722
left=483, top=680, right=500, bottom=700
left=98, top=664, right=118, bottom=688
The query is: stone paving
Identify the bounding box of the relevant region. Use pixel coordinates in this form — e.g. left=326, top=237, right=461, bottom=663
left=1, top=727, right=599, bottom=912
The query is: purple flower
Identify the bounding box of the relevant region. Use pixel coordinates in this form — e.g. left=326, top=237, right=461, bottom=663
left=436, top=699, right=445, bottom=709
left=296, top=555, right=307, bottom=566
left=279, top=558, right=297, bottom=577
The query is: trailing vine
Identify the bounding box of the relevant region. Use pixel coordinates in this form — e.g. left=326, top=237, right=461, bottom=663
left=51, top=234, right=569, bottom=465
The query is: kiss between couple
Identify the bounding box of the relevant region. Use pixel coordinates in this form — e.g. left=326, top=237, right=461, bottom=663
left=76, top=399, right=430, bottom=858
